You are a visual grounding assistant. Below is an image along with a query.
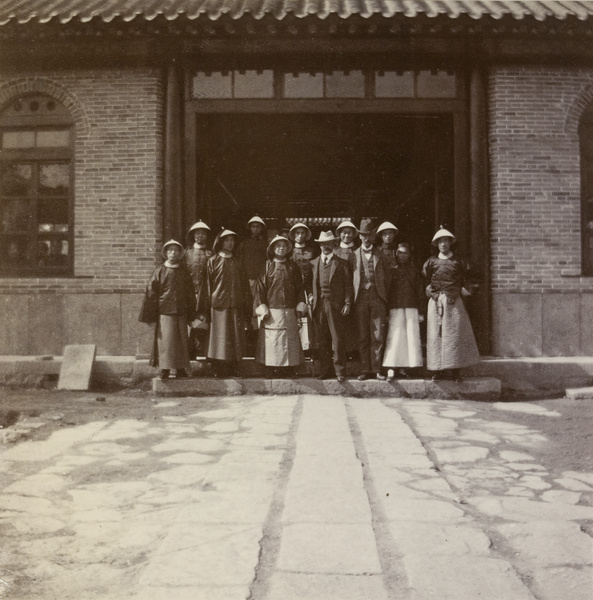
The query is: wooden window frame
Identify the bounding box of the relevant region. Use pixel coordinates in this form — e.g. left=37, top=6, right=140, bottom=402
left=0, top=94, right=74, bottom=278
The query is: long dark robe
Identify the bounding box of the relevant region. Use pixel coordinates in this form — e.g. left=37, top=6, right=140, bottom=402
left=139, top=264, right=195, bottom=368
left=198, top=253, right=251, bottom=361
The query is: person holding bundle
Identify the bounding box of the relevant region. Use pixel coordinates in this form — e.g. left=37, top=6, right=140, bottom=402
left=422, top=227, right=480, bottom=381
left=254, top=235, right=307, bottom=377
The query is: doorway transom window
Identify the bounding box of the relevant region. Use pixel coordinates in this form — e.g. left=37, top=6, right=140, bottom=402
left=192, top=69, right=457, bottom=100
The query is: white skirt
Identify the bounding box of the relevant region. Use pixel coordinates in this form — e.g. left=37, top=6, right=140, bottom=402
left=382, top=308, right=423, bottom=368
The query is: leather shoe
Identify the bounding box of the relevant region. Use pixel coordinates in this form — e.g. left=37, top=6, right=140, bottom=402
left=357, top=374, right=368, bottom=381
left=376, top=373, right=386, bottom=380
left=336, top=375, right=345, bottom=383
left=160, top=369, right=170, bottom=381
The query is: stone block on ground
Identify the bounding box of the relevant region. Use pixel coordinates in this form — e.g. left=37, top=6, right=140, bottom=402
left=565, top=386, right=593, bottom=399
left=276, top=523, right=382, bottom=574
left=403, top=555, right=534, bottom=600
left=266, top=573, right=389, bottom=600
left=57, top=344, right=96, bottom=390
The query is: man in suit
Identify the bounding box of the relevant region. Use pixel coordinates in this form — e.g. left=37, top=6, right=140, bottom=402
left=307, top=231, right=354, bottom=382
left=352, top=220, right=391, bottom=380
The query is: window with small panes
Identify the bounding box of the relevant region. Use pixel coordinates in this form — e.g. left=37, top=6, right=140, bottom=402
left=0, top=94, right=73, bottom=276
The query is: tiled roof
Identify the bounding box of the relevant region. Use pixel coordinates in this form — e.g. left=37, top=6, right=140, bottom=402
left=0, top=0, right=592, bottom=26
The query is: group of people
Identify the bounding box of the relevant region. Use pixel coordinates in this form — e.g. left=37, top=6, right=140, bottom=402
left=139, top=216, right=481, bottom=382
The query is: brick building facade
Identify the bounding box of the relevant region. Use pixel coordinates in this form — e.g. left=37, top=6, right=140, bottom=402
left=490, top=67, right=593, bottom=356
left=0, top=2, right=592, bottom=358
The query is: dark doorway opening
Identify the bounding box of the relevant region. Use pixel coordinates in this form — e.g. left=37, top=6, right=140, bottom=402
left=195, top=113, right=454, bottom=260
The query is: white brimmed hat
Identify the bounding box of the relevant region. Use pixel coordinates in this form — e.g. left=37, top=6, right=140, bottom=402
left=213, top=228, right=238, bottom=252
left=336, top=220, right=357, bottom=232
left=247, top=216, right=266, bottom=228
left=314, top=230, right=339, bottom=244
left=376, top=221, right=399, bottom=234
left=289, top=222, right=312, bottom=242
left=161, top=239, right=185, bottom=259
left=188, top=220, right=211, bottom=234
left=432, top=226, right=456, bottom=245
left=267, top=235, right=293, bottom=259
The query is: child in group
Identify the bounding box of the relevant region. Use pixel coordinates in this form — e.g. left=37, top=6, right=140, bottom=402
left=334, top=219, right=358, bottom=273
left=334, top=219, right=358, bottom=358
left=289, top=222, right=317, bottom=354
left=255, top=235, right=307, bottom=377
left=290, top=222, right=316, bottom=289
left=185, top=220, right=212, bottom=358
left=237, top=215, right=268, bottom=354
left=352, top=220, right=390, bottom=380
left=422, top=227, right=480, bottom=381
left=307, top=230, right=353, bottom=382
left=376, top=221, right=399, bottom=271
left=139, top=240, right=196, bottom=380
left=197, top=228, right=251, bottom=378
left=383, top=242, right=425, bottom=380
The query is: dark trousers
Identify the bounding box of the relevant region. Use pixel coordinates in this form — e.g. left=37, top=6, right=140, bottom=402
left=355, top=288, right=387, bottom=373
left=313, top=298, right=346, bottom=377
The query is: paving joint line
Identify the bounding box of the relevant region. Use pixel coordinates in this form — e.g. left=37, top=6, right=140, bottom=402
left=344, top=398, right=412, bottom=600
left=247, top=395, right=304, bottom=600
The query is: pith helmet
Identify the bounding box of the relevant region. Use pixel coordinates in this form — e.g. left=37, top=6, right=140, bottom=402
left=247, top=216, right=266, bottom=228
left=267, top=235, right=293, bottom=259
left=376, top=221, right=399, bottom=235
left=161, top=239, right=185, bottom=259
left=289, top=222, right=312, bottom=242
left=187, top=220, right=211, bottom=245
left=212, top=228, right=238, bottom=253
left=432, top=226, right=456, bottom=245
left=314, top=230, right=339, bottom=244
left=336, top=220, right=357, bottom=233
left=188, top=220, right=211, bottom=234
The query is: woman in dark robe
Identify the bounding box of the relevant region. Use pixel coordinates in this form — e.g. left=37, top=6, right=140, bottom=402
left=383, top=242, right=425, bottom=380
left=289, top=222, right=317, bottom=354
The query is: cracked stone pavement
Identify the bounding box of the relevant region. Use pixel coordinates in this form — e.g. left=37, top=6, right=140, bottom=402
left=0, top=394, right=591, bottom=599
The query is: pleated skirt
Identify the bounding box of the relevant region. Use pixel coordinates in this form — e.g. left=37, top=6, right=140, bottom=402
left=256, top=308, right=303, bottom=367
left=426, top=293, right=480, bottom=371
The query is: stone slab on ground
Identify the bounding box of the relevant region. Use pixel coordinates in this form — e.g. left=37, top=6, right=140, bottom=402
left=266, top=573, right=390, bottom=600
left=403, top=554, right=536, bottom=600
left=276, top=523, right=382, bottom=574
left=57, top=344, right=96, bottom=390
left=566, top=386, right=593, bottom=399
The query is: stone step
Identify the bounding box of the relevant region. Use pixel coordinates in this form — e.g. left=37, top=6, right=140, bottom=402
left=152, top=376, right=502, bottom=400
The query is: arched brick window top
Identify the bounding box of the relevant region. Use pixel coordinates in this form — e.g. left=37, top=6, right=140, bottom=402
left=0, top=93, right=73, bottom=127
left=0, top=78, right=89, bottom=139
left=579, top=103, right=593, bottom=276
left=0, top=93, right=74, bottom=277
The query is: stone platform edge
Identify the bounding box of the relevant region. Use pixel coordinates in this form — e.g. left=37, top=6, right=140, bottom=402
left=0, top=355, right=592, bottom=397
left=152, top=376, right=502, bottom=400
